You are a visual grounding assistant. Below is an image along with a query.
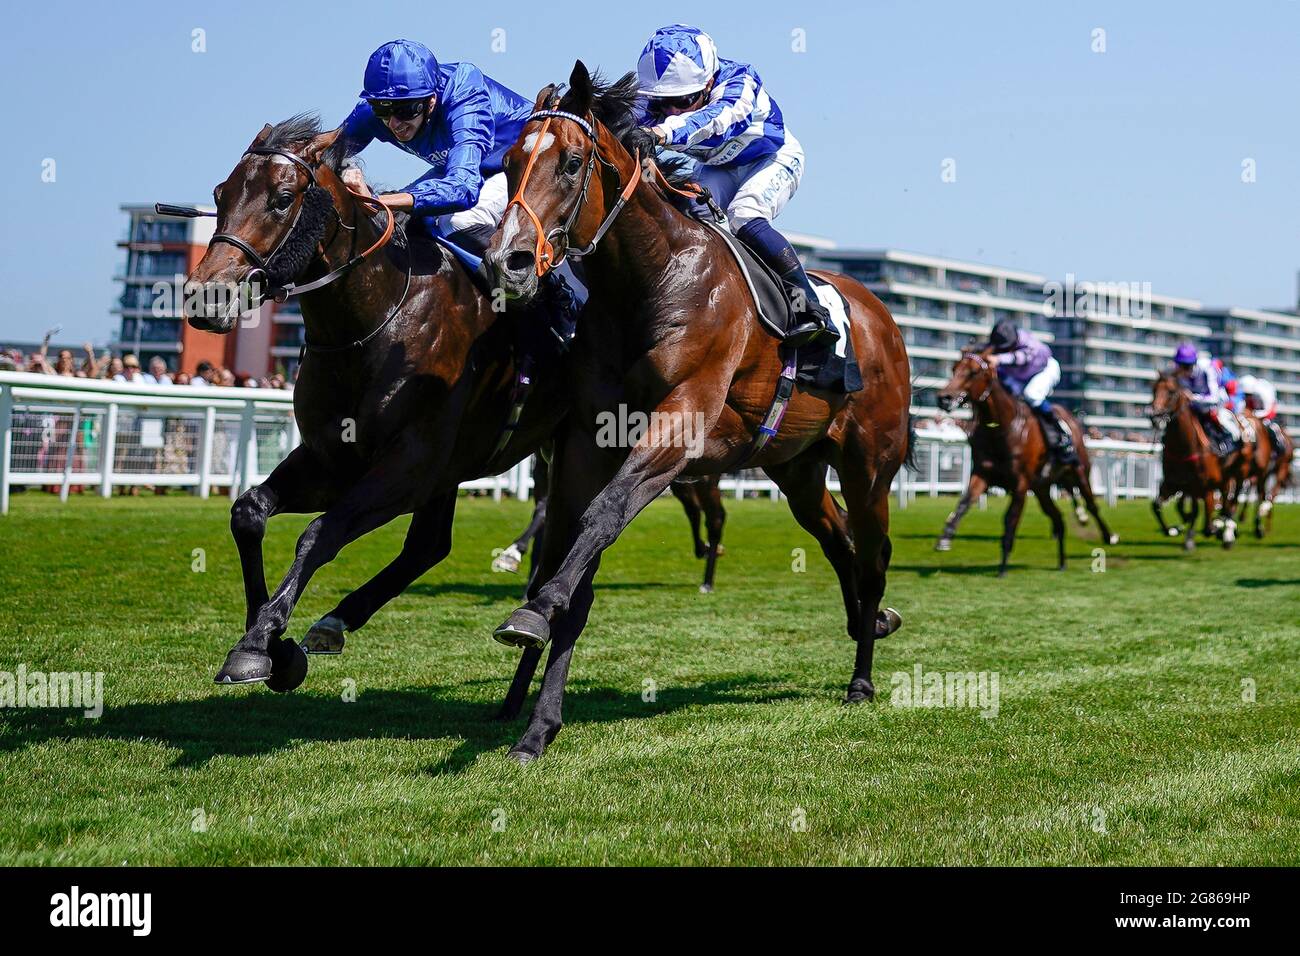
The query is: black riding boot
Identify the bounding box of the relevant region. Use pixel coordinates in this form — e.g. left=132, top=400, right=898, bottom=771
left=1035, top=404, right=1077, bottom=464
left=735, top=219, right=839, bottom=351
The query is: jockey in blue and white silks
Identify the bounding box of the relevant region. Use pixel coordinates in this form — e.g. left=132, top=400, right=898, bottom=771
left=984, top=319, right=1076, bottom=463
left=337, top=39, right=579, bottom=321
left=1173, top=343, right=1240, bottom=455
left=634, top=24, right=838, bottom=357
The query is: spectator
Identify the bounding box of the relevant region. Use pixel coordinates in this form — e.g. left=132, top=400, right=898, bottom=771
left=146, top=356, right=173, bottom=385
left=174, top=372, right=191, bottom=385
left=191, top=361, right=216, bottom=387
left=114, top=354, right=147, bottom=383
left=218, top=368, right=236, bottom=387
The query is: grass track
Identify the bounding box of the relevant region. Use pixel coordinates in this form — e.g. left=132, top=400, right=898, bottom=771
left=0, top=491, right=1296, bottom=865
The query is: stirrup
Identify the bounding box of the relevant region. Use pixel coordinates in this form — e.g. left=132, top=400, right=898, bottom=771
left=784, top=318, right=839, bottom=350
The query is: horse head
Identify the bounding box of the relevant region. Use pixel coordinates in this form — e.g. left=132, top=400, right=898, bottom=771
left=937, top=348, right=997, bottom=411
left=184, top=118, right=349, bottom=332
left=487, top=61, right=647, bottom=302
left=1147, top=367, right=1185, bottom=427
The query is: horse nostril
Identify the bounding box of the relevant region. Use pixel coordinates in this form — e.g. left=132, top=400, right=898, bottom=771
left=504, top=251, right=534, bottom=276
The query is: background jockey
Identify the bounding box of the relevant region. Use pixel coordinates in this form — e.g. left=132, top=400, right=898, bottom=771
left=983, top=319, right=1076, bottom=464
left=1214, top=358, right=1243, bottom=413
left=1239, top=373, right=1285, bottom=456
left=1172, top=342, right=1239, bottom=456
left=633, top=24, right=839, bottom=371
left=337, top=39, right=579, bottom=319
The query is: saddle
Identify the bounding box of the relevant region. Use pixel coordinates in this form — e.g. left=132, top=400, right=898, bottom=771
left=700, top=221, right=862, bottom=394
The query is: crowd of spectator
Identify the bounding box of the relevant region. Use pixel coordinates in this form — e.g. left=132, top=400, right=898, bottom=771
left=0, top=338, right=291, bottom=390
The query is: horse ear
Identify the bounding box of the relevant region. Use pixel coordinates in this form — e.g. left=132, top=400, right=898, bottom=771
left=561, top=60, right=594, bottom=114
left=302, top=127, right=343, bottom=165
left=532, top=83, right=558, bottom=111
left=248, top=124, right=273, bottom=150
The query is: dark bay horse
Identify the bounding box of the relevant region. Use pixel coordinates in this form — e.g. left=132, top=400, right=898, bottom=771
left=934, top=350, right=1116, bottom=575
left=494, top=453, right=727, bottom=593
left=1234, top=415, right=1292, bottom=539
left=1148, top=370, right=1264, bottom=549
left=182, top=116, right=568, bottom=690
left=483, top=64, right=913, bottom=762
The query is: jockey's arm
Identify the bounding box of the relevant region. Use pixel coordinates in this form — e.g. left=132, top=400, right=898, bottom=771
left=655, top=72, right=756, bottom=149
left=401, top=65, right=494, bottom=216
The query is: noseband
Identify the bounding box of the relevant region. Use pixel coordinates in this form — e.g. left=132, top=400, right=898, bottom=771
left=505, top=109, right=640, bottom=277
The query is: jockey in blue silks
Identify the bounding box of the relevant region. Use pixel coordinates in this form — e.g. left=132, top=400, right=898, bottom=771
left=633, top=25, right=839, bottom=363
left=983, top=318, right=1076, bottom=463
left=338, top=39, right=578, bottom=316
left=1173, top=342, right=1240, bottom=456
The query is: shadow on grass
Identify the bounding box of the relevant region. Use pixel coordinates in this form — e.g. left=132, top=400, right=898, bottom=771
left=1235, top=577, right=1300, bottom=588
left=0, top=675, right=802, bottom=776
left=403, top=580, right=675, bottom=605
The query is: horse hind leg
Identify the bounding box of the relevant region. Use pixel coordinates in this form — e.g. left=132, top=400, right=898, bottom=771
left=936, top=473, right=988, bottom=551
left=1033, top=485, right=1068, bottom=570
left=1074, top=466, right=1118, bottom=545
left=698, top=477, right=726, bottom=593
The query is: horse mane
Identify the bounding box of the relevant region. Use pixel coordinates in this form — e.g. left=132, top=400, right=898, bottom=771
left=557, top=71, right=699, bottom=197
left=264, top=113, right=410, bottom=246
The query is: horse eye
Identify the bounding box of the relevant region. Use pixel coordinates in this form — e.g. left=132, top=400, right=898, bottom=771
left=273, top=192, right=294, bottom=211
left=564, top=155, right=583, bottom=175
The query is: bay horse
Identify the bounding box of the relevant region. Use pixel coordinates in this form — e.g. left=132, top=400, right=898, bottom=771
left=482, top=64, right=912, bottom=762
left=1147, top=370, right=1265, bottom=549
left=934, top=349, right=1116, bottom=575
left=1234, top=415, right=1293, bottom=539
left=180, top=116, right=569, bottom=690
left=494, top=453, right=727, bottom=593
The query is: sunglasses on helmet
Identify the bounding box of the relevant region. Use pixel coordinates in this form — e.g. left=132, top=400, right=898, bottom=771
left=648, top=92, right=702, bottom=113
left=368, top=98, right=428, bottom=121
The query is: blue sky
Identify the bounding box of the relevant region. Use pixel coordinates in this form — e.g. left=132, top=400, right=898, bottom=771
left=1, top=0, right=1296, bottom=342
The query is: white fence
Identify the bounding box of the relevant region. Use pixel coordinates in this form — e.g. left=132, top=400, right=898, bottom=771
left=2, top=371, right=1293, bottom=515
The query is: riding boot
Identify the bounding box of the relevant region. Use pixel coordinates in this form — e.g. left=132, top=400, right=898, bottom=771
left=1034, top=403, right=1077, bottom=464
left=536, top=269, right=581, bottom=350
left=735, top=219, right=839, bottom=351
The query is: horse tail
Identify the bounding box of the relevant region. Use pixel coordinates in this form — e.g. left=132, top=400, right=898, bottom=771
left=904, top=410, right=920, bottom=472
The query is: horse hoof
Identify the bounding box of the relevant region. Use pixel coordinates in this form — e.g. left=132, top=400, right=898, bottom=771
left=1183, top=540, right=1196, bottom=552
left=1107, top=534, right=1120, bottom=545
left=1075, top=508, right=1090, bottom=525
left=507, top=747, right=539, bottom=765
left=844, top=680, right=875, bottom=704
left=492, top=545, right=523, bottom=574
left=302, top=616, right=346, bottom=655
left=214, top=648, right=272, bottom=685
left=266, top=637, right=308, bottom=693
left=934, top=538, right=952, bottom=552
left=875, top=607, right=903, bottom=638
left=494, top=607, right=550, bottom=649
left=997, top=569, right=1009, bottom=579
left=1167, top=527, right=1181, bottom=537
left=699, top=583, right=714, bottom=594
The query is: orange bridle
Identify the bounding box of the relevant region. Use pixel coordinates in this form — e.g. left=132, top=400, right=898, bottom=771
left=504, top=107, right=714, bottom=279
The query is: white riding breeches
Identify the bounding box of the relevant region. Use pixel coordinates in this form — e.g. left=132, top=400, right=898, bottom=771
left=1021, top=358, right=1061, bottom=408
left=435, top=172, right=510, bottom=235
left=692, top=133, right=805, bottom=231
left=1216, top=406, right=1242, bottom=440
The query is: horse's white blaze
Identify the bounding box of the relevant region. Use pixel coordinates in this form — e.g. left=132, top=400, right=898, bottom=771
left=498, top=204, right=524, bottom=249
left=522, top=131, right=554, bottom=154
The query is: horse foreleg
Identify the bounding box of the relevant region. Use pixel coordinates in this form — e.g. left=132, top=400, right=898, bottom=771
left=998, top=483, right=1030, bottom=577
left=936, top=472, right=989, bottom=552
left=1032, top=484, right=1067, bottom=570
left=698, top=477, right=726, bottom=593
left=1074, top=467, right=1118, bottom=545
left=215, top=434, right=451, bottom=689
left=230, top=446, right=336, bottom=631
left=304, top=491, right=458, bottom=654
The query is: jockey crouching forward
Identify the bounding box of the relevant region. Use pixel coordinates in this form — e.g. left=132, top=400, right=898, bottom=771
left=338, top=39, right=579, bottom=324
left=1239, top=373, right=1285, bottom=458
left=984, top=319, right=1077, bottom=465
left=633, top=24, right=839, bottom=383
left=1173, top=343, right=1240, bottom=458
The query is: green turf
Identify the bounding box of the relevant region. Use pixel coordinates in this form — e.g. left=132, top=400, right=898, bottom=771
left=0, top=489, right=1296, bottom=865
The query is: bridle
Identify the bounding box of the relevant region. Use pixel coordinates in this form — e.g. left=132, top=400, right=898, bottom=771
left=505, top=109, right=639, bottom=278
left=157, top=145, right=397, bottom=302
left=505, top=106, right=709, bottom=277
left=944, top=353, right=995, bottom=408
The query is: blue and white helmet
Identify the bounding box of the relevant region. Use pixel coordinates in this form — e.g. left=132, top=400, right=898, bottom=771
left=637, top=25, right=719, bottom=97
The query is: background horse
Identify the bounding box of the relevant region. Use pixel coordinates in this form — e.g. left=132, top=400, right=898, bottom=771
left=1148, top=370, right=1262, bottom=549
left=1234, top=416, right=1293, bottom=539
left=934, top=349, right=1116, bottom=575
left=183, top=116, right=568, bottom=690
left=494, top=453, right=727, bottom=593
left=483, top=64, right=913, bottom=762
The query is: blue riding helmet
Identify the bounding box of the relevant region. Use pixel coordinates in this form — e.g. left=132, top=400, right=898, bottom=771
left=362, top=39, right=441, bottom=100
